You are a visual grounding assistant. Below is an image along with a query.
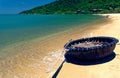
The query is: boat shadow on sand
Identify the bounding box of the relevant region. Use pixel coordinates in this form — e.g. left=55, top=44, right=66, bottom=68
left=65, top=52, right=116, bottom=66
left=52, top=52, right=116, bottom=78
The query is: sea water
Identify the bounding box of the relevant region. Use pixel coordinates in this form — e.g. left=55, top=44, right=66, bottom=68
left=0, top=14, right=103, bottom=50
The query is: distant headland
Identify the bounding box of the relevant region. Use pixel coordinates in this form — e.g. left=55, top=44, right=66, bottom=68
left=20, top=0, right=120, bottom=14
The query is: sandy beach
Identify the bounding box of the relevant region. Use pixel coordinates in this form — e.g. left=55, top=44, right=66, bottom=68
left=51, top=14, right=120, bottom=78
left=0, top=14, right=119, bottom=78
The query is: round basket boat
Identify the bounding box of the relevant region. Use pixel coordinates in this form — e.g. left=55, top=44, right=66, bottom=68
left=64, top=36, right=119, bottom=61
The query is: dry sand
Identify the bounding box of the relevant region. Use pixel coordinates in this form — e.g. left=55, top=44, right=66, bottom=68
left=54, top=14, right=120, bottom=78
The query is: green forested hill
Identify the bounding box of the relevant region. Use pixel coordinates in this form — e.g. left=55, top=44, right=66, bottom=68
left=20, top=0, right=120, bottom=14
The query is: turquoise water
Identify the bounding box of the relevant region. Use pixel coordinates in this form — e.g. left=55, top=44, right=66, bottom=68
left=0, top=14, right=103, bottom=49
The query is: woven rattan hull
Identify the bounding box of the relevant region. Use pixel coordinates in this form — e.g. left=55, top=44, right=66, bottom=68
left=64, top=36, right=118, bottom=61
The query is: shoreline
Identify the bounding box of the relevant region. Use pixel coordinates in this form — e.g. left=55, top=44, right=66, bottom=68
left=0, top=14, right=110, bottom=78
left=56, top=14, right=120, bottom=78
left=0, top=15, right=107, bottom=59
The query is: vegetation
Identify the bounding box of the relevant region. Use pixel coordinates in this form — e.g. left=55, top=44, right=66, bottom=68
left=20, top=0, right=120, bottom=14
